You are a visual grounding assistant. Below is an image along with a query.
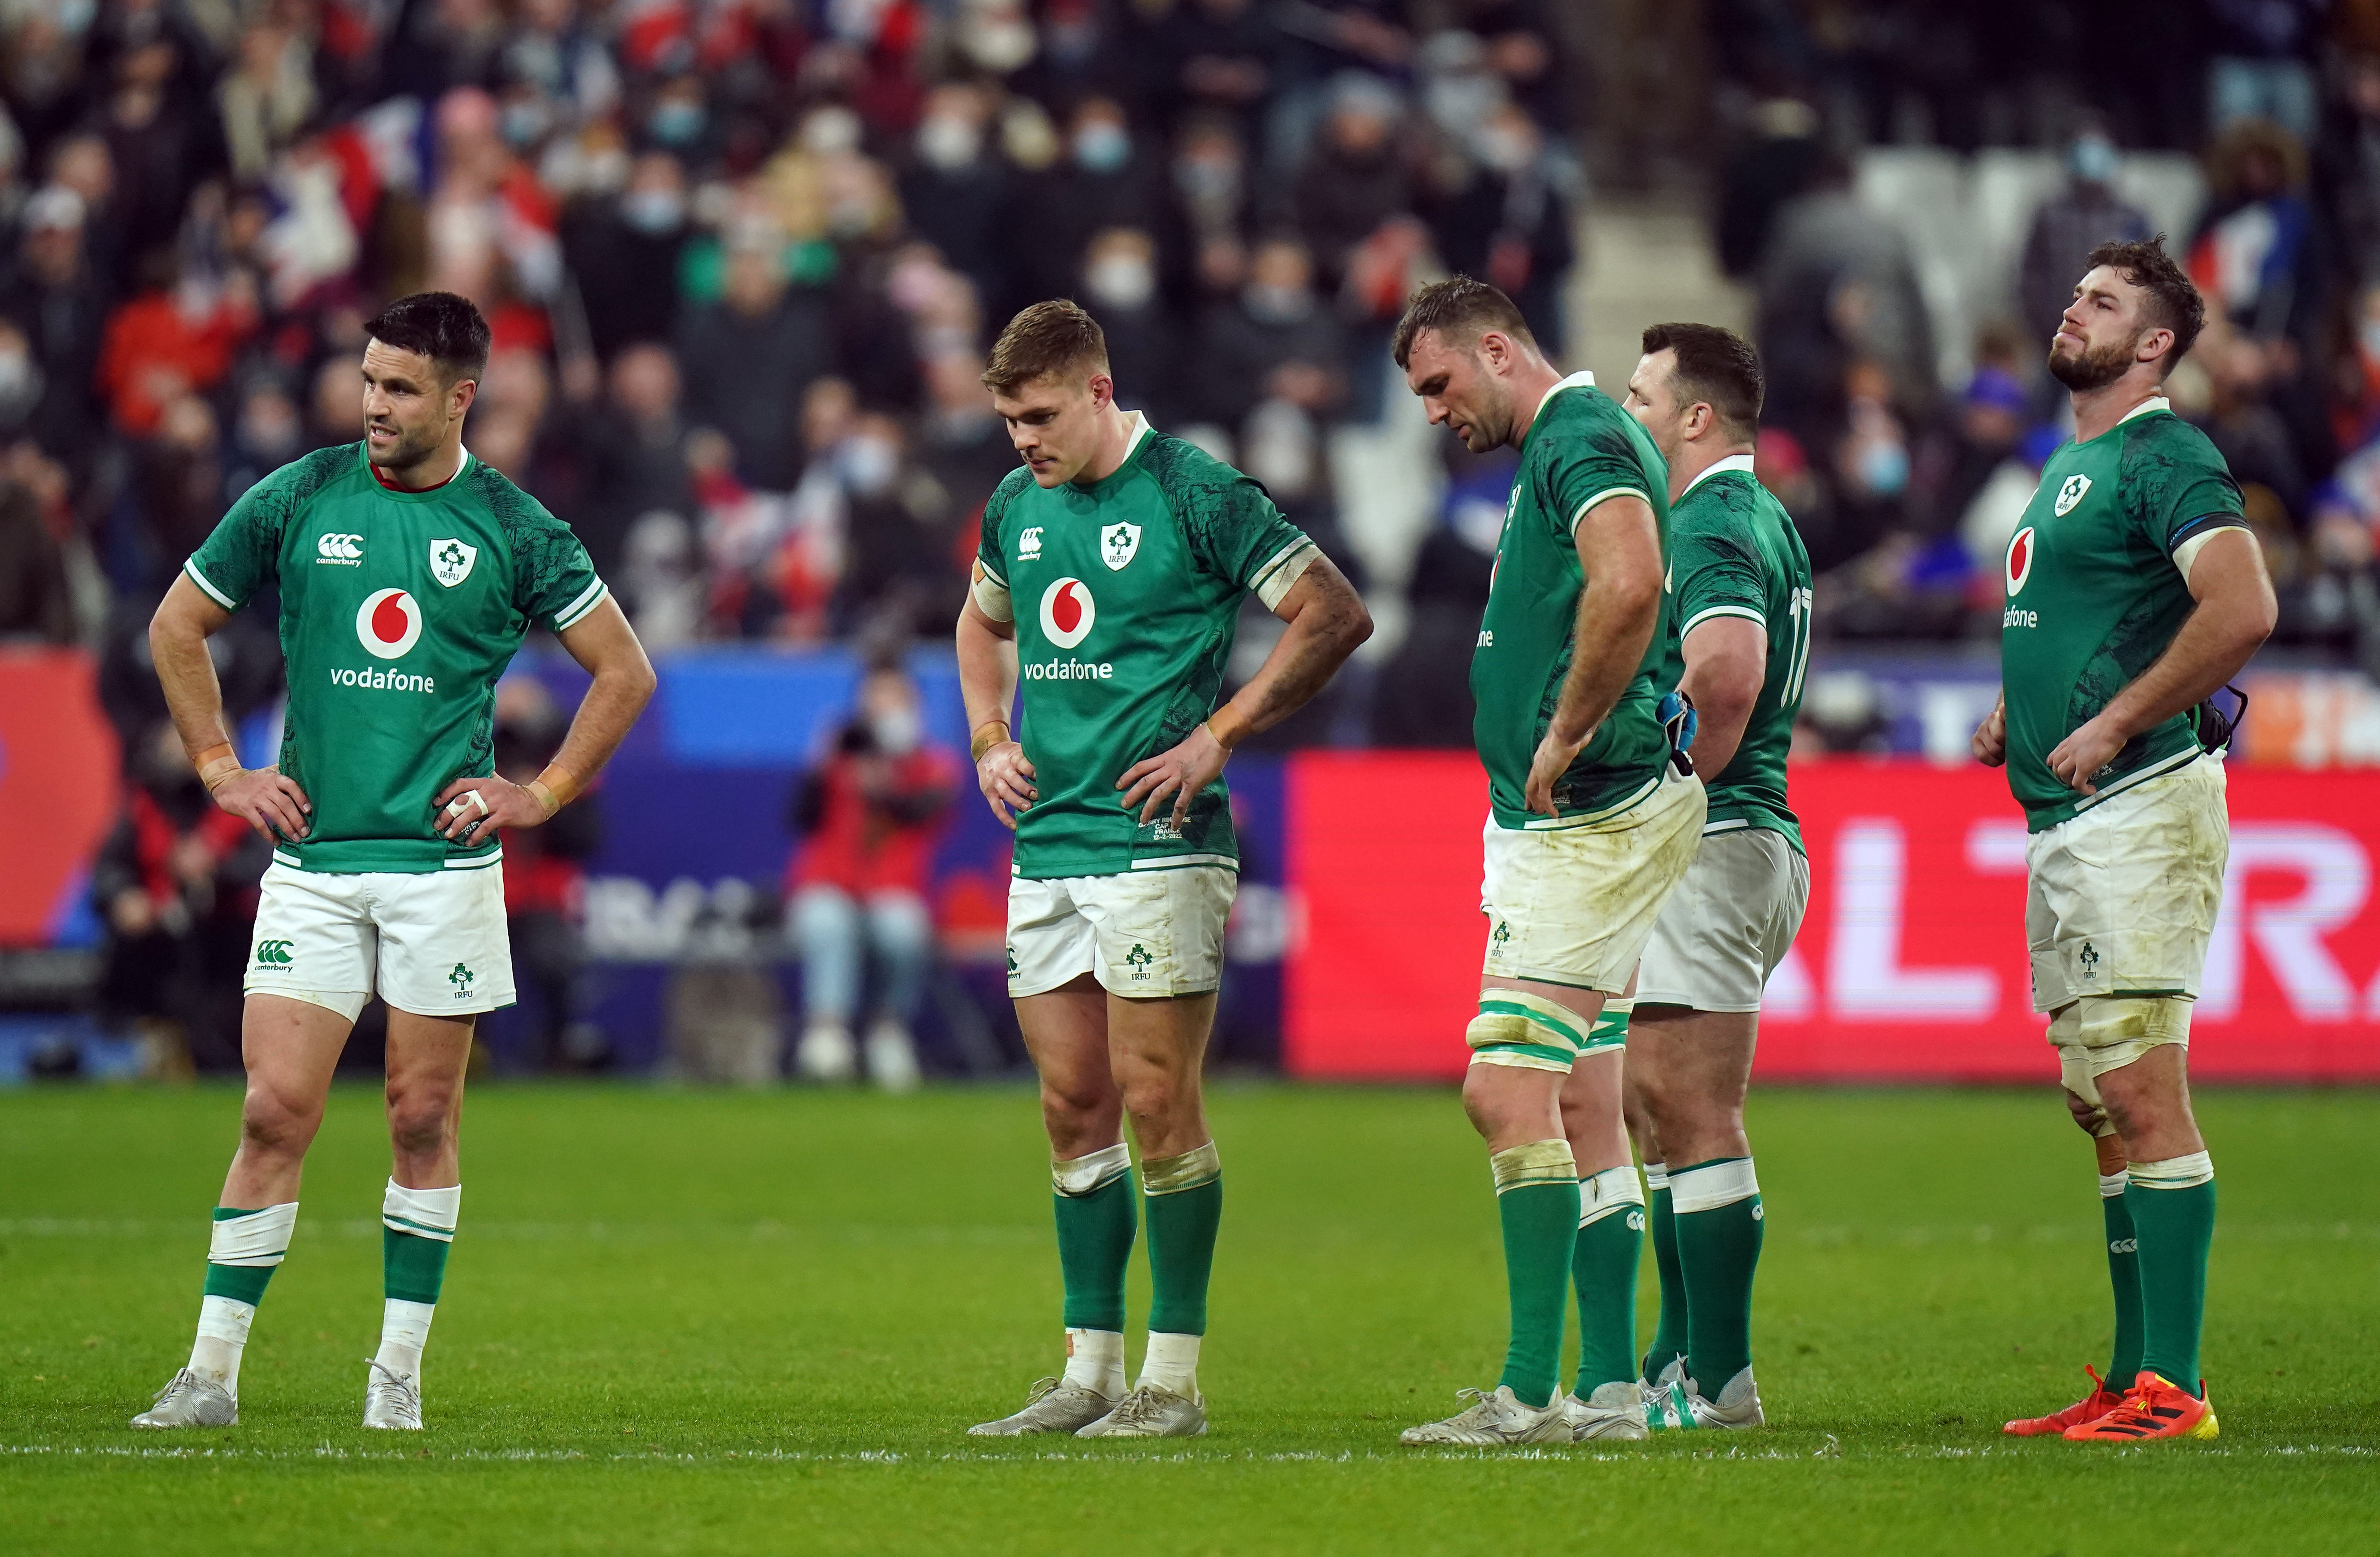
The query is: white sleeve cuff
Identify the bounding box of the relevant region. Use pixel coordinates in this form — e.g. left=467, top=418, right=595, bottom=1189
left=551, top=578, right=610, bottom=630
left=1250, top=540, right=1320, bottom=611
left=183, top=558, right=238, bottom=610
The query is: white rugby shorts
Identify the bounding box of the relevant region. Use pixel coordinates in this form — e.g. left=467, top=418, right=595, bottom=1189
left=1006, top=865, right=1237, bottom=999
left=244, top=860, right=517, bottom=1021
left=1635, top=827, right=1811, bottom=1013
left=1479, top=766, right=1707, bottom=994
left=2026, top=754, right=2228, bottom=1013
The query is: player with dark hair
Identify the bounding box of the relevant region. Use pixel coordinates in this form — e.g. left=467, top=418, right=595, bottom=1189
left=959, top=299, right=1371, bottom=1439
left=1975, top=238, right=2272, bottom=1442
left=1621, top=322, right=1812, bottom=1430
left=1393, top=277, right=1705, bottom=1446
left=131, top=292, right=656, bottom=1430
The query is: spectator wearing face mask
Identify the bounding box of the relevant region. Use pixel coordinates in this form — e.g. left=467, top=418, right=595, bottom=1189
left=1079, top=227, right=1179, bottom=425
left=563, top=151, right=691, bottom=359
left=676, top=233, right=836, bottom=492
left=0, top=187, right=109, bottom=461
left=786, top=664, right=957, bottom=1092
left=1423, top=102, right=1574, bottom=355
left=2020, top=126, right=2154, bottom=345
left=1293, top=72, right=1410, bottom=287
left=1185, top=234, right=1346, bottom=429
left=902, top=83, right=1010, bottom=309
left=1001, top=96, right=1153, bottom=315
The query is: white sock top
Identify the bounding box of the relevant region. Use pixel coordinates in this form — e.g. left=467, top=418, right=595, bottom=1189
left=2128, top=1152, right=2214, bottom=1190
left=1669, top=1157, right=1760, bottom=1214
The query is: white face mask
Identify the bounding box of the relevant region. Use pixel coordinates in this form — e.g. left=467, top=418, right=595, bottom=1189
left=868, top=706, right=922, bottom=756
left=1084, top=254, right=1155, bottom=309
left=621, top=187, right=685, bottom=234
left=840, top=435, right=899, bottom=495
left=0, top=349, right=39, bottom=421
left=916, top=114, right=981, bottom=171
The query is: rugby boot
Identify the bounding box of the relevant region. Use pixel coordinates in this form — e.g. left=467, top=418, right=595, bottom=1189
left=1560, top=1380, right=1652, bottom=1441
left=2062, top=1372, right=2218, bottom=1442
left=2002, top=1365, right=2122, bottom=1437
left=1686, top=1366, right=1766, bottom=1429
left=130, top=1368, right=237, bottom=1428
left=967, top=1376, right=1116, bottom=1436
left=1399, top=1386, right=1569, bottom=1447
left=1643, top=1357, right=1694, bottom=1430
left=1076, top=1383, right=1207, bottom=1439
left=362, top=1359, right=424, bottom=1430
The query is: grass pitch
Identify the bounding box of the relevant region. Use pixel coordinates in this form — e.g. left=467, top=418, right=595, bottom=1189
left=1, top=1082, right=2375, bottom=1555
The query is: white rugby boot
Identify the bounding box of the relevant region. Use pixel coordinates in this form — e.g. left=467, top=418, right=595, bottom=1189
left=130, top=1368, right=237, bottom=1428
left=1643, top=1356, right=1694, bottom=1430
left=795, top=1022, right=857, bottom=1082
left=1399, top=1386, right=1569, bottom=1447
left=968, top=1376, right=1117, bottom=1436
left=1685, top=1366, right=1765, bottom=1429
left=863, top=1020, right=921, bottom=1094
left=1076, top=1383, right=1207, bottom=1439
left=362, top=1360, right=424, bottom=1430
left=1560, top=1379, right=1653, bottom=1441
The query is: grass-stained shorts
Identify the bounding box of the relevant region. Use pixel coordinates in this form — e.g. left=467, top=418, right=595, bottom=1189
left=245, top=859, right=516, bottom=1021
left=1636, top=826, right=1810, bottom=1013
left=1006, top=865, right=1237, bottom=1000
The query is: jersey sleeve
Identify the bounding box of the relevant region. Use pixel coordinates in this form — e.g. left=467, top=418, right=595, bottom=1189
left=1670, top=497, right=1768, bottom=636
left=2122, top=419, right=2247, bottom=575
left=1543, top=411, right=1656, bottom=542
left=183, top=469, right=295, bottom=609
left=1182, top=474, right=1318, bottom=609
left=486, top=471, right=609, bottom=630
left=971, top=469, right=1030, bottom=624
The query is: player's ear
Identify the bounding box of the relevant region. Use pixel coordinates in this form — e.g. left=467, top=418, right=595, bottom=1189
left=450, top=375, right=478, bottom=420
left=2137, top=326, right=2174, bottom=365
left=1086, top=371, right=1114, bottom=411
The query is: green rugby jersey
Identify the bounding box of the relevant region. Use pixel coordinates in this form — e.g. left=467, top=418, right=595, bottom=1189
left=1653, top=454, right=1813, bottom=853
left=183, top=443, right=609, bottom=874
left=2000, top=397, right=2246, bottom=832
left=1473, top=372, right=1674, bottom=831
left=974, top=414, right=1316, bottom=879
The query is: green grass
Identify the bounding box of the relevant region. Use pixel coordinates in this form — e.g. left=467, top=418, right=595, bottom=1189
left=1, top=1083, right=2375, bottom=1554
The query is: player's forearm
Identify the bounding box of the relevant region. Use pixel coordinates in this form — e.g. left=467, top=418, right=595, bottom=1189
left=548, top=659, right=656, bottom=791
left=1212, top=566, right=1371, bottom=743
left=2098, top=586, right=2273, bottom=740
left=148, top=582, right=236, bottom=764
left=1548, top=578, right=1659, bottom=746
left=956, top=605, right=1020, bottom=739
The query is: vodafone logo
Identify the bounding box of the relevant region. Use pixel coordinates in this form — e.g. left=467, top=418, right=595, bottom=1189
left=1040, top=577, right=1096, bottom=649
left=2005, top=526, right=2035, bottom=596
left=356, top=587, right=423, bottom=659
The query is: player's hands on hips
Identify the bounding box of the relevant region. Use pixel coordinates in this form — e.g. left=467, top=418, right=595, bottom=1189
left=2046, top=714, right=2126, bottom=796
left=1523, top=727, right=1588, bottom=819
left=1971, top=700, right=2008, bottom=766
left=977, top=739, right=1037, bottom=831
left=432, top=775, right=542, bottom=846
left=214, top=767, right=312, bottom=843
left=1117, top=724, right=1229, bottom=830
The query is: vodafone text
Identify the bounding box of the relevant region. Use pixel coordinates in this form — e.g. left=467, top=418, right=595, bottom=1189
left=330, top=667, right=438, bottom=694
left=1022, top=658, right=1114, bottom=680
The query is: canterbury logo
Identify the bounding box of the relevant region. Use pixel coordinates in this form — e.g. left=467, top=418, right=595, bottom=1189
left=254, top=939, right=294, bottom=965
left=2110, top=1237, right=2138, bottom=1254
left=317, top=533, right=363, bottom=560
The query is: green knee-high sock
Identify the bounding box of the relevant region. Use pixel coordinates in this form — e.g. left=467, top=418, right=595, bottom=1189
left=1053, top=1145, right=1138, bottom=1333
left=1142, top=1143, right=1222, bottom=1336
left=1492, top=1141, right=1579, bottom=1409
left=1642, top=1163, right=1687, bottom=1379
left=2099, top=1172, right=2144, bottom=1387
left=1671, top=1156, right=1764, bottom=1390
left=2128, top=1154, right=2216, bottom=1390
left=1572, top=1165, right=1645, bottom=1396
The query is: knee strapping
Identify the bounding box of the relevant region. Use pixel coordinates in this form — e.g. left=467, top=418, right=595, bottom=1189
left=1141, top=1141, right=1220, bottom=1196
left=1490, top=1139, right=1576, bottom=1194
left=1467, top=991, right=1600, bottom=1072
left=1052, top=1142, right=1133, bottom=1197
left=2048, top=995, right=2194, bottom=1050
left=1578, top=1163, right=1645, bottom=1226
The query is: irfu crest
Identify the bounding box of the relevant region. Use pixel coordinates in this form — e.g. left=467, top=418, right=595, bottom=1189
left=1101, top=522, right=1141, bottom=571
left=430, top=537, right=478, bottom=587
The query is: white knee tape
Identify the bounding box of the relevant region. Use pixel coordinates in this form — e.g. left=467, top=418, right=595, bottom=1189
left=209, top=1202, right=299, bottom=1267
left=1670, top=1157, right=1759, bottom=1214
left=383, top=1180, right=460, bottom=1241
left=1578, top=1164, right=1646, bottom=1226
left=1052, top=1142, right=1132, bottom=1197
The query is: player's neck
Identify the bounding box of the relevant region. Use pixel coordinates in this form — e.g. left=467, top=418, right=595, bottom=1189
left=1667, top=438, right=1757, bottom=502
left=1504, top=359, right=1568, bottom=447
left=376, top=436, right=467, bottom=492
left=1071, top=404, right=1138, bottom=486
left=2069, top=371, right=2166, bottom=445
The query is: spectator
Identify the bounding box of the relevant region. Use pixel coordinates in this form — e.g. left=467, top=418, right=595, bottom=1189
left=93, top=259, right=257, bottom=438
left=2315, top=51, right=2380, bottom=289
left=89, top=723, right=269, bottom=1075
left=1185, top=235, right=1346, bottom=430
left=1002, top=95, right=1153, bottom=312
left=1293, top=72, right=1411, bottom=287
left=2019, top=125, right=2155, bottom=343
left=1422, top=101, right=1574, bottom=353
left=1161, top=112, right=1256, bottom=308
left=0, top=187, right=109, bottom=461
left=0, top=440, right=72, bottom=643
left=493, top=680, right=608, bottom=1071
left=911, top=352, right=1017, bottom=562
left=899, top=83, right=1009, bottom=310
left=786, top=664, right=957, bottom=1092
left=1372, top=442, right=1504, bottom=746
left=1079, top=227, right=1179, bottom=423
left=1715, top=96, right=1825, bottom=280
left=2189, top=117, right=2328, bottom=349
left=2207, top=0, right=2326, bottom=142
left=562, top=150, right=693, bottom=360
left=566, top=341, right=697, bottom=579
left=675, top=232, right=835, bottom=492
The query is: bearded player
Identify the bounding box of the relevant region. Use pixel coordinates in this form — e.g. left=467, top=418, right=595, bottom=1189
left=1974, top=240, right=2272, bottom=1442
left=1394, top=278, right=1705, bottom=1447
left=959, top=300, right=1371, bottom=1439
left=132, top=293, right=655, bottom=1430
left=1619, top=324, right=1811, bottom=1431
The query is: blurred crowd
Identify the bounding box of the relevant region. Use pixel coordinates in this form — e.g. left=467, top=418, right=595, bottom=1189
left=0, top=0, right=1581, bottom=670
left=1702, top=0, right=2380, bottom=673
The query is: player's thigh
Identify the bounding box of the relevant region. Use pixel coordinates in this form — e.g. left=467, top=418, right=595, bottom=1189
left=2027, top=760, right=2226, bottom=1010
left=1016, top=973, right=1116, bottom=1109
left=238, top=993, right=356, bottom=1132
left=1635, top=828, right=1796, bottom=1013
left=244, top=862, right=376, bottom=1023
left=1077, top=866, right=1235, bottom=1000
left=384, top=1008, right=476, bottom=1134
left=1007, top=875, right=1099, bottom=998
left=1479, top=768, right=1707, bottom=997
left=370, top=864, right=516, bottom=1017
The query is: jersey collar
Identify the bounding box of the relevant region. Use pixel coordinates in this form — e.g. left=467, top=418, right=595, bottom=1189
left=1520, top=370, right=1597, bottom=445
left=360, top=441, right=474, bottom=499
left=1681, top=451, right=1758, bottom=496
left=2117, top=395, right=2172, bottom=425
left=1076, top=411, right=1153, bottom=493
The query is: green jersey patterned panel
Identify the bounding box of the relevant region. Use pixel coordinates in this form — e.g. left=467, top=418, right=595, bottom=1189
left=982, top=420, right=1312, bottom=879
left=183, top=444, right=607, bottom=874
left=1471, top=375, right=1674, bottom=831
left=1999, top=405, right=2247, bottom=832
left=1655, top=464, right=1813, bottom=853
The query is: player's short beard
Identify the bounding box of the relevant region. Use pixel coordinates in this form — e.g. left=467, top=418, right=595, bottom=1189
left=2047, top=333, right=2138, bottom=392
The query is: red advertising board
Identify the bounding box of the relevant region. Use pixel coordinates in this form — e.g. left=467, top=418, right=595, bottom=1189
left=0, top=649, right=121, bottom=945
left=1284, top=754, right=2380, bottom=1082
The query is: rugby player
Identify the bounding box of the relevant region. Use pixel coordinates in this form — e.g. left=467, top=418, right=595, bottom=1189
left=131, top=293, right=655, bottom=1430
left=1974, top=240, right=2273, bottom=1443
left=1620, top=323, right=1811, bottom=1430
left=958, top=301, right=1371, bottom=1439
left=1392, top=278, right=1705, bottom=1446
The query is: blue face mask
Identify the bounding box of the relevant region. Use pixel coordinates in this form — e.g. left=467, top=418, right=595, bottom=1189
left=1857, top=439, right=1910, bottom=497
left=1074, top=122, right=1130, bottom=174
left=649, top=101, right=707, bottom=148
left=2069, top=134, right=2119, bottom=186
